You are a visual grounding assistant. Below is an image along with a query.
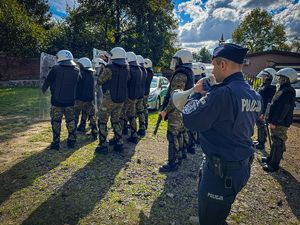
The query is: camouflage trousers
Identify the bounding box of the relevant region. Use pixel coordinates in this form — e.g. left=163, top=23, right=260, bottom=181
left=269, top=125, right=288, bottom=167
left=75, top=100, right=97, bottom=134
left=98, top=92, right=124, bottom=146
left=136, top=98, right=146, bottom=131
left=120, top=98, right=138, bottom=138
left=50, top=105, right=76, bottom=144
left=143, top=95, right=149, bottom=129
left=167, top=109, right=185, bottom=164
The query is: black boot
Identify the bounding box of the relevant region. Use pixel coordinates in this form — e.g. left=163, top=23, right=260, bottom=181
left=187, top=145, right=196, bottom=154
left=95, top=144, right=108, bottom=154
left=122, top=127, right=128, bottom=135
left=159, top=163, right=178, bottom=172
left=114, top=144, right=124, bottom=152
left=50, top=142, right=60, bottom=150
left=137, top=129, right=145, bottom=136
left=77, top=122, right=86, bottom=132
left=109, top=138, right=117, bottom=145
left=263, top=164, right=279, bottom=172
left=127, top=136, right=139, bottom=144
left=92, top=133, right=98, bottom=140
left=67, top=140, right=76, bottom=149
left=261, top=157, right=270, bottom=163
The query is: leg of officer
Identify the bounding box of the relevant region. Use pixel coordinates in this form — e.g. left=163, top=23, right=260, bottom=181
left=110, top=103, right=124, bottom=151
left=256, top=118, right=266, bottom=150
left=77, top=109, right=87, bottom=132
left=50, top=106, right=63, bottom=150
left=143, top=95, right=149, bottom=130
left=120, top=99, right=130, bottom=135
left=64, top=105, right=76, bottom=148
left=136, top=98, right=146, bottom=136
left=264, top=125, right=288, bottom=172
left=84, top=101, right=98, bottom=140
left=126, top=99, right=139, bottom=143
left=198, top=161, right=251, bottom=225
left=95, top=94, right=112, bottom=154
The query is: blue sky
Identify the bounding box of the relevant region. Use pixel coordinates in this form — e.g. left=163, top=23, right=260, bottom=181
left=49, top=0, right=300, bottom=53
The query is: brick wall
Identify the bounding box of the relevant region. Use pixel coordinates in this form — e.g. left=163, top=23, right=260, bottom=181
left=0, top=54, right=40, bottom=81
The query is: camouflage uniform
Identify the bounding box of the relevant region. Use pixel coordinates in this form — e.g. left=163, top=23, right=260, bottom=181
left=96, top=67, right=125, bottom=152
left=163, top=73, right=187, bottom=165
left=143, top=95, right=149, bottom=129
left=50, top=105, right=76, bottom=146
left=136, top=98, right=146, bottom=132
left=268, top=126, right=288, bottom=167
left=75, top=100, right=97, bottom=137
left=120, top=98, right=138, bottom=139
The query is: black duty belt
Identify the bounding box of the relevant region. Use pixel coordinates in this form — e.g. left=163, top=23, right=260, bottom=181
left=206, top=155, right=254, bottom=189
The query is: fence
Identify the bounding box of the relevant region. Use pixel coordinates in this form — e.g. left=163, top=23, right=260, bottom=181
left=244, top=74, right=262, bottom=90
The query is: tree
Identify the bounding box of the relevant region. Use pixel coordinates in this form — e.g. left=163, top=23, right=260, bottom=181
left=232, top=8, right=289, bottom=53
left=193, top=47, right=212, bottom=63
left=0, top=0, right=52, bottom=57
left=17, top=0, right=53, bottom=29
left=291, top=36, right=300, bottom=53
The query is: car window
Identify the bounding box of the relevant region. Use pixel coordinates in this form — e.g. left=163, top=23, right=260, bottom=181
left=159, top=78, right=163, bottom=87
left=291, top=81, right=300, bottom=89
left=150, top=78, right=158, bottom=88
left=163, top=78, right=169, bottom=85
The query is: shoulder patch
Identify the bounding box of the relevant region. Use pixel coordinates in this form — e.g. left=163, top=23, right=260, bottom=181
left=183, top=100, right=197, bottom=114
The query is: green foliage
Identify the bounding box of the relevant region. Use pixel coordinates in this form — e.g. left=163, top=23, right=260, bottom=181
left=0, top=0, right=55, bottom=57
left=291, top=36, right=300, bottom=53
left=192, top=47, right=212, bottom=63
left=232, top=8, right=289, bottom=53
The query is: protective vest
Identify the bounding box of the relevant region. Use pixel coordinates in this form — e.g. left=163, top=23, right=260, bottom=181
left=102, top=63, right=129, bottom=103
left=128, top=65, right=142, bottom=100
left=138, top=67, right=147, bottom=99
left=145, top=68, right=154, bottom=96
left=265, top=84, right=295, bottom=127
left=76, top=69, right=94, bottom=101
left=165, top=66, right=194, bottom=103
left=257, top=82, right=276, bottom=114
left=53, top=65, right=79, bottom=105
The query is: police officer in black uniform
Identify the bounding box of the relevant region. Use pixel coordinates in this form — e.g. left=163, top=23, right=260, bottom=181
left=182, top=44, right=262, bottom=225
left=41, top=50, right=80, bottom=150
left=255, top=68, right=276, bottom=150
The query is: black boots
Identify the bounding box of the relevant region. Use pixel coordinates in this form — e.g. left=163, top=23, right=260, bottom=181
left=159, top=162, right=178, bottom=172
left=50, top=142, right=60, bottom=150
left=77, top=122, right=86, bottom=132
left=95, top=144, right=108, bottom=154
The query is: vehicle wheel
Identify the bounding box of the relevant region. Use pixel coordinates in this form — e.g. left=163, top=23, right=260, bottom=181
left=155, top=97, right=161, bottom=111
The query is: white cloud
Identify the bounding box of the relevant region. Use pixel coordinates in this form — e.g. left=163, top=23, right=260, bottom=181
left=49, top=0, right=77, bottom=16
left=176, top=0, right=300, bottom=52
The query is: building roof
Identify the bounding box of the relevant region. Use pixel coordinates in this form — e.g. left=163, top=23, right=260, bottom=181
left=246, top=50, right=300, bottom=58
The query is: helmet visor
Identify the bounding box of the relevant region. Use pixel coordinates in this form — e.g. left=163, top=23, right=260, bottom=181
left=271, top=75, right=280, bottom=85
left=257, top=70, right=269, bottom=79
left=170, top=58, right=178, bottom=70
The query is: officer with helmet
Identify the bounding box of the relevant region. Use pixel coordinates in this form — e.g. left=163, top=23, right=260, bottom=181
left=41, top=50, right=80, bottom=150
left=263, top=68, right=297, bottom=172
left=93, top=57, right=107, bottom=110
left=74, top=57, right=98, bottom=140
left=136, top=55, right=148, bottom=136
left=182, top=44, right=262, bottom=224
left=143, top=58, right=155, bottom=130
left=95, top=47, right=129, bottom=154
left=255, top=68, right=276, bottom=150
left=158, top=49, right=195, bottom=172
left=119, top=51, right=142, bottom=143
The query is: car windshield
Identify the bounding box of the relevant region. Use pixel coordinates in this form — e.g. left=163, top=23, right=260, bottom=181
left=292, top=81, right=300, bottom=89
left=150, top=78, right=158, bottom=88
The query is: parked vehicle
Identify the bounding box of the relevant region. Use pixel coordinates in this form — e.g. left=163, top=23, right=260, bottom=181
left=292, top=74, right=300, bottom=119
left=147, top=74, right=169, bottom=110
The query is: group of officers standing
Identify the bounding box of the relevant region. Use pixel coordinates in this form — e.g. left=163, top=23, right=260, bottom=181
left=41, top=47, right=154, bottom=153
left=42, top=43, right=298, bottom=225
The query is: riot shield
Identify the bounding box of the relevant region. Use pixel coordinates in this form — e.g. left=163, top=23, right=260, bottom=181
left=39, top=52, right=57, bottom=120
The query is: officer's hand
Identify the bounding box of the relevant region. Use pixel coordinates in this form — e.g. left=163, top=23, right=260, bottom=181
left=158, top=110, right=167, bottom=119
left=259, top=114, right=263, bottom=120
left=194, top=78, right=208, bottom=96
left=269, top=124, right=276, bottom=129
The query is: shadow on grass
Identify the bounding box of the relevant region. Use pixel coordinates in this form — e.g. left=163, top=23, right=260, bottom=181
left=21, top=147, right=135, bottom=225
left=139, top=145, right=204, bottom=224
left=270, top=168, right=300, bottom=221
left=0, top=138, right=91, bottom=205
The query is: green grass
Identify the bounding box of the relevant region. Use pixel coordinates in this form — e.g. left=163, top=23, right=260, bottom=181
left=0, top=87, right=40, bottom=117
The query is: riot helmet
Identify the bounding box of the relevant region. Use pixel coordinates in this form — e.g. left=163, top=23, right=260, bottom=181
left=144, top=58, right=153, bottom=69
left=92, top=58, right=107, bottom=68
left=257, top=68, right=276, bottom=82
left=77, top=57, right=94, bottom=71
left=272, top=68, right=298, bottom=85
left=137, top=55, right=145, bottom=68
left=170, top=49, right=193, bottom=70
left=56, top=50, right=76, bottom=66
left=126, top=52, right=139, bottom=67
left=110, top=47, right=128, bottom=65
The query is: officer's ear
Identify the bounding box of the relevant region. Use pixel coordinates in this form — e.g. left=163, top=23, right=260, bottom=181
left=221, top=60, right=227, bottom=71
